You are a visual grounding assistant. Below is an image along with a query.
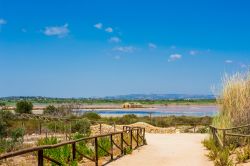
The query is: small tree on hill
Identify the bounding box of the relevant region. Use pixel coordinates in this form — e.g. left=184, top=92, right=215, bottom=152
left=15, top=101, right=33, bottom=114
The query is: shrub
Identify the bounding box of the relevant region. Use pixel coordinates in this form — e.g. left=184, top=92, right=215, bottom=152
left=0, top=110, right=14, bottom=138
left=0, top=102, right=6, bottom=107
left=10, top=128, right=25, bottom=143
left=71, top=118, right=91, bottom=135
left=0, top=110, right=14, bottom=120
left=0, top=121, right=7, bottom=139
left=236, top=145, right=250, bottom=163
left=214, top=148, right=233, bottom=166
left=15, top=101, right=33, bottom=114
left=81, top=112, right=101, bottom=120
left=43, top=105, right=58, bottom=115
left=98, top=137, right=111, bottom=157
left=117, top=114, right=138, bottom=124
left=203, top=137, right=220, bottom=160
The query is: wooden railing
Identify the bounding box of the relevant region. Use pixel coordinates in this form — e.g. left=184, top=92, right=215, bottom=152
left=0, top=127, right=146, bottom=166
left=209, top=124, right=250, bottom=148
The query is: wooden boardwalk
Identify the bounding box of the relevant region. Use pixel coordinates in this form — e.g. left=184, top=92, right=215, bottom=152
left=109, top=133, right=213, bottom=166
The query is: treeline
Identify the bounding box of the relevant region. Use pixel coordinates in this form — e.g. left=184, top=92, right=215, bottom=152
left=0, top=97, right=216, bottom=106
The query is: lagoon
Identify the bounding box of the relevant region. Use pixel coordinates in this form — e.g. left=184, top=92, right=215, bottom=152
left=74, top=105, right=218, bottom=117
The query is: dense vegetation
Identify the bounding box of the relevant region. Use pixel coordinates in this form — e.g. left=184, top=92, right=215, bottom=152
left=213, top=72, right=250, bottom=129
left=203, top=71, right=250, bottom=165
left=0, top=97, right=216, bottom=107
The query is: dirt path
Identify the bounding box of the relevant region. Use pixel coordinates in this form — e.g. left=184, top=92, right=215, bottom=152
left=108, top=133, right=213, bottom=166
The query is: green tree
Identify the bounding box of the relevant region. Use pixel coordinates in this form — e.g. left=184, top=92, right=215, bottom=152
left=15, top=101, right=33, bottom=114
left=43, top=105, right=58, bottom=115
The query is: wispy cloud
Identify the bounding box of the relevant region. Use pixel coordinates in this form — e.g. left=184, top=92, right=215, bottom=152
left=0, top=18, right=6, bottom=25
left=240, top=63, right=247, bottom=68
left=113, top=46, right=136, bottom=53
left=168, top=54, right=182, bottom=62
left=148, top=43, right=157, bottom=49
left=109, top=37, right=121, bottom=43
left=94, top=23, right=103, bottom=29
left=225, top=60, right=233, bottom=64
left=189, top=50, right=198, bottom=56
left=43, top=24, right=69, bottom=37
left=105, top=27, right=113, bottom=33
left=0, top=18, right=7, bottom=31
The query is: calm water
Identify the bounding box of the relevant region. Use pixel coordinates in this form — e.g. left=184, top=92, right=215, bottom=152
left=74, top=105, right=218, bottom=117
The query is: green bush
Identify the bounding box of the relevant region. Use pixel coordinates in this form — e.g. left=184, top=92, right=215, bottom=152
left=15, top=101, right=33, bottom=114
left=81, top=112, right=101, bottom=120
left=0, top=102, right=6, bottom=107
left=214, top=148, right=233, bottom=166
left=71, top=118, right=91, bottom=135
left=0, top=121, right=7, bottom=139
left=0, top=110, right=14, bottom=138
left=203, top=138, right=220, bottom=160
left=10, top=128, right=25, bottom=143
left=117, top=114, right=138, bottom=124
left=98, top=137, right=111, bottom=157
left=43, top=105, right=58, bottom=115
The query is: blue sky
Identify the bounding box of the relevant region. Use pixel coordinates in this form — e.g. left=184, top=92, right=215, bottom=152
left=0, top=0, right=250, bottom=97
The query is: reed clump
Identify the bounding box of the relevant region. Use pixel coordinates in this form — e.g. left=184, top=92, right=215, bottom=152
left=213, top=71, right=250, bottom=129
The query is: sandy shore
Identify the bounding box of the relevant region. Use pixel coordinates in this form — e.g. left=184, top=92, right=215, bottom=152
left=109, top=133, right=213, bottom=166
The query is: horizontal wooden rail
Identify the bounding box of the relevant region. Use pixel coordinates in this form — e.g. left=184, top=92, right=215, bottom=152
left=209, top=124, right=250, bottom=148
left=0, top=127, right=146, bottom=166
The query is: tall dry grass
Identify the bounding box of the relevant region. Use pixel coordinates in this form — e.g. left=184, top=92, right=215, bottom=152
left=213, top=71, right=250, bottom=128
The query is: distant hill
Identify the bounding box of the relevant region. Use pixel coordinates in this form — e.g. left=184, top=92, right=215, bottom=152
left=104, top=94, right=215, bottom=100
left=0, top=94, right=215, bottom=101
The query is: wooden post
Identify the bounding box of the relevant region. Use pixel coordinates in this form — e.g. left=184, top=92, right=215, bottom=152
left=114, top=122, right=116, bottom=132
left=136, top=129, right=139, bottom=147
left=143, top=128, right=146, bottom=145
left=72, top=142, right=76, bottom=160
left=95, top=137, right=98, bottom=166
left=38, top=150, right=43, bottom=166
left=121, top=133, right=124, bottom=155
left=110, top=134, right=113, bottom=160
left=99, top=123, right=102, bottom=134
left=193, top=124, right=196, bottom=133
left=222, top=130, right=226, bottom=148
left=130, top=129, right=133, bottom=149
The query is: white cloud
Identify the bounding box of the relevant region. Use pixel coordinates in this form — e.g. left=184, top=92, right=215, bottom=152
left=240, top=64, right=247, bottom=68
left=109, top=37, right=121, bottom=43
left=113, top=46, right=135, bottom=53
left=168, top=54, right=182, bottom=62
left=148, top=43, right=157, bottom=49
left=94, top=23, right=103, bottom=29
left=0, top=18, right=6, bottom=25
left=189, top=50, right=198, bottom=55
left=0, top=18, right=6, bottom=31
left=43, top=24, right=69, bottom=37
left=225, top=60, right=233, bottom=64
left=105, top=27, right=113, bottom=33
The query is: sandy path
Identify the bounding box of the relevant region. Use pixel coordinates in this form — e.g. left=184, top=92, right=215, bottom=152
left=108, top=133, right=213, bottom=166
